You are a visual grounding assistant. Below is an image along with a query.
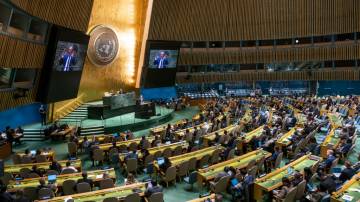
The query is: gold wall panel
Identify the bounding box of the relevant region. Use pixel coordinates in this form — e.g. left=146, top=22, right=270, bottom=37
left=178, top=43, right=360, bottom=65
left=149, top=0, right=360, bottom=41
left=0, top=34, right=45, bottom=68
left=176, top=69, right=360, bottom=84
left=11, top=0, right=94, bottom=32
left=52, top=0, right=149, bottom=119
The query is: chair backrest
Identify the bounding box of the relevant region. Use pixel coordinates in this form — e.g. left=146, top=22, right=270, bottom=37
left=68, top=142, right=77, bottom=155
left=188, top=157, right=197, bottom=171
left=162, top=148, right=172, bottom=158
left=142, top=140, right=151, bottom=150
left=100, top=178, right=114, bottom=189
left=274, top=152, right=283, bottom=168
left=93, top=148, right=104, bottom=161
left=103, top=197, right=119, bottom=202
left=246, top=159, right=256, bottom=170
left=62, top=179, right=76, bottom=195
left=177, top=161, right=189, bottom=177
left=153, top=151, right=162, bottom=159
left=198, top=154, right=210, bottom=168
left=213, top=176, right=230, bottom=193
left=165, top=166, right=177, bottom=183
left=76, top=182, right=91, bottom=193
left=129, top=142, right=138, bottom=152
left=61, top=168, right=76, bottom=174
left=21, top=156, right=32, bottom=164
left=310, top=173, right=318, bottom=184
left=173, top=146, right=183, bottom=156
left=211, top=149, right=221, bottom=164
left=144, top=154, right=154, bottom=166
left=38, top=188, right=54, bottom=200
left=257, top=157, right=266, bottom=171
left=148, top=192, right=164, bottom=202
left=295, top=180, right=306, bottom=200
left=19, top=168, right=31, bottom=178
left=12, top=154, right=21, bottom=164
left=0, top=172, right=14, bottom=185
left=109, top=148, right=119, bottom=164
left=118, top=144, right=128, bottom=152
left=23, top=187, right=38, bottom=201
left=226, top=148, right=235, bottom=160
left=126, top=158, right=138, bottom=173
left=124, top=193, right=141, bottom=202
left=36, top=155, right=47, bottom=163
left=283, top=187, right=297, bottom=202
left=248, top=166, right=258, bottom=178
left=28, top=172, right=40, bottom=178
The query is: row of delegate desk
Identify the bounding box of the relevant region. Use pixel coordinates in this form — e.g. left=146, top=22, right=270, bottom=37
left=7, top=168, right=116, bottom=192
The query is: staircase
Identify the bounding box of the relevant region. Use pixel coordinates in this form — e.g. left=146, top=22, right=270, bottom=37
left=59, top=104, right=89, bottom=122
left=80, top=125, right=105, bottom=136
left=23, top=128, right=45, bottom=141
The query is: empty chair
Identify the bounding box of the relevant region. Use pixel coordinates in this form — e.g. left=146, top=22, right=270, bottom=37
left=93, top=148, right=105, bottom=166
left=129, top=142, right=138, bottom=152
left=198, top=154, right=210, bottom=168
left=173, top=146, right=183, bottom=156
left=125, top=158, right=138, bottom=174
left=62, top=179, right=76, bottom=195
left=124, top=193, right=141, bottom=202
left=184, top=171, right=198, bottom=191
left=36, top=155, right=47, bottom=163
left=161, top=166, right=177, bottom=187
left=21, top=156, right=32, bottom=164
left=283, top=187, right=297, bottom=202
left=100, top=178, right=114, bottom=189
left=146, top=192, right=164, bottom=202
left=226, top=148, right=235, bottom=160
left=153, top=151, right=162, bottom=159
left=162, top=148, right=172, bottom=158
left=210, top=149, right=221, bottom=164
left=68, top=142, right=78, bottom=157
left=188, top=157, right=197, bottom=172
left=12, top=154, right=21, bottom=164
left=103, top=197, right=118, bottom=202
left=210, top=176, right=230, bottom=194
left=295, top=180, right=306, bottom=200
left=177, top=161, right=189, bottom=181
left=19, top=168, right=31, bottom=178
left=46, top=170, right=59, bottom=175
left=38, top=188, right=54, bottom=200
left=76, top=182, right=91, bottom=193
left=23, top=187, right=38, bottom=201
left=274, top=152, right=283, bottom=169
left=257, top=157, right=266, bottom=173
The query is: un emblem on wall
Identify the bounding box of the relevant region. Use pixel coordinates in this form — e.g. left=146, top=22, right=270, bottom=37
left=88, top=25, right=119, bottom=66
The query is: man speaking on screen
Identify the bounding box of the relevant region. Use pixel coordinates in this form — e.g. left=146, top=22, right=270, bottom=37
left=153, top=51, right=169, bottom=69
left=59, top=45, right=78, bottom=71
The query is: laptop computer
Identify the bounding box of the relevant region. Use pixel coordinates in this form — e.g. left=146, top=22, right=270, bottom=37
left=157, top=157, right=165, bottom=165
left=48, top=175, right=57, bottom=184
left=30, top=150, right=36, bottom=156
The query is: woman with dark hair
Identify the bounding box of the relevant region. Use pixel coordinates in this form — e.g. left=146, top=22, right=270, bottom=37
left=273, top=177, right=292, bottom=200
